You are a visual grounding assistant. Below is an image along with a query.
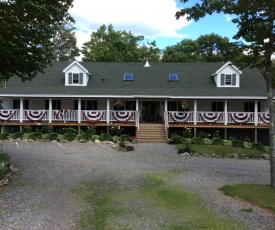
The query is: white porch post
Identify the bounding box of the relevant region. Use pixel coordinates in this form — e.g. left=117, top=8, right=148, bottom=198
left=165, top=99, right=168, bottom=111
left=78, top=98, right=81, bottom=123
left=19, top=97, right=24, bottom=123
left=48, top=98, right=52, bottom=123
left=254, top=100, right=258, bottom=126
left=136, top=99, right=139, bottom=111
left=224, top=100, right=228, bottom=125
left=194, top=99, right=197, bottom=125
left=107, top=98, right=110, bottom=123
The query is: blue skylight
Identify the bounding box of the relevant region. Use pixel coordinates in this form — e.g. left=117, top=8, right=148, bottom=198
left=169, top=73, right=178, bottom=81
left=124, top=73, right=133, bottom=81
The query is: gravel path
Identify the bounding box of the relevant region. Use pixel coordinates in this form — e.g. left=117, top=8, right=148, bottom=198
left=0, top=141, right=274, bottom=229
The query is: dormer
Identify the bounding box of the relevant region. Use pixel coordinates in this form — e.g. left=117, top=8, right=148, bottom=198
left=212, top=61, right=242, bottom=88
left=63, top=60, right=91, bottom=86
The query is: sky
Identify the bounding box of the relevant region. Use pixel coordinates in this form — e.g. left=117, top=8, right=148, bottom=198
left=69, top=0, right=240, bottom=51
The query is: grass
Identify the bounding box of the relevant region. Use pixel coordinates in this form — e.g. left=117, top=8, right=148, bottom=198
left=176, top=144, right=266, bottom=156
left=72, top=171, right=243, bottom=230
left=220, top=184, right=275, bottom=213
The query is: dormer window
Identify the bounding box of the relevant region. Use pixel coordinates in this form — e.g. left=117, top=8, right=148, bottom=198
left=124, top=73, right=133, bottom=81
left=169, top=73, right=178, bottom=81
left=221, top=74, right=236, bottom=86
left=68, top=73, right=83, bottom=85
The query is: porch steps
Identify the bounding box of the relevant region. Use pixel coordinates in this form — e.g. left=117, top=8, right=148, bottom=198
left=137, top=123, right=167, bottom=143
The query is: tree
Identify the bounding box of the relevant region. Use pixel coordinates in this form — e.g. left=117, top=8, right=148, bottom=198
left=161, top=34, right=242, bottom=62
left=0, top=0, right=74, bottom=81
left=176, top=0, right=275, bottom=187
left=52, top=20, right=80, bottom=61
left=81, top=24, right=161, bottom=62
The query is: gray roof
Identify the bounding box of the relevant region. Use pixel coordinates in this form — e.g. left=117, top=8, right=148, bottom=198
left=0, top=61, right=267, bottom=99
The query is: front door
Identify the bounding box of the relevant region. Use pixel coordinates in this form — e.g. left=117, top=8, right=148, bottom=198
left=142, top=101, right=160, bottom=122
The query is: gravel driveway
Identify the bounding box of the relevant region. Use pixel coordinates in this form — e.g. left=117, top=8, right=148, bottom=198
left=0, top=141, right=274, bottom=230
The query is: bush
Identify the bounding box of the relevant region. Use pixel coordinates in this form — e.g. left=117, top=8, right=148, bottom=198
left=0, top=152, right=10, bottom=179
left=9, top=132, right=24, bottom=139
left=119, top=134, right=131, bottom=142
left=91, top=135, right=100, bottom=141
left=23, top=125, right=32, bottom=133
left=192, top=137, right=204, bottom=145
left=112, top=136, right=120, bottom=143
left=182, top=128, right=192, bottom=138
left=252, top=142, right=265, bottom=151
left=27, top=132, right=42, bottom=140
left=223, top=140, right=232, bottom=147
left=77, top=132, right=93, bottom=141
left=0, top=133, right=9, bottom=140
left=203, top=138, right=212, bottom=145
left=99, top=133, right=113, bottom=141
left=63, top=127, right=77, bottom=142
left=42, top=125, right=53, bottom=134
left=44, top=132, right=59, bottom=141
left=197, top=131, right=207, bottom=139
left=243, top=141, right=252, bottom=149
left=231, top=139, right=243, bottom=148
left=171, top=133, right=183, bottom=144
left=107, top=124, right=121, bottom=136
left=211, top=137, right=223, bottom=146
left=86, top=126, right=96, bottom=136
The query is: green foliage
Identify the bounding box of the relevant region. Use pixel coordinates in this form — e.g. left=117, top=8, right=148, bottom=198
left=197, top=131, right=207, bottom=139
left=0, top=152, right=10, bottom=179
left=203, top=138, right=212, bottom=145
left=23, top=125, right=32, bottom=133
left=182, top=128, right=192, bottom=138
left=252, top=142, right=265, bottom=151
left=112, top=136, right=120, bottom=143
left=63, top=127, right=77, bottom=142
left=44, top=132, right=59, bottom=141
left=223, top=140, right=232, bottom=147
left=220, top=184, right=275, bottom=213
left=243, top=141, right=252, bottom=149
left=0, top=133, right=9, bottom=140
left=171, top=133, right=183, bottom=144
left=82, top=24, right=161, bottom=62
left=231, top=139, right=243, bottom=148
left=119, top=134, right=131, bottom=142
left=107, top=124, right=121, bottom=136
left=99, top=133, right=113, bottom=141
left=27, top=132, right=42, bottom=141
left=91, top=135, right=100, bottom=141
left=86, top=126, right=97, bottom=135
left=211, top=137, right=223, bottom=146
left=42, top=125, right=54, bottom=134
left=192, top=137, right=204, bottom=145
left=1, top=0, right=74, bottom=81
left=0, top=152, right=10, bottom=162
left=9, top=132, right=24, bottom=139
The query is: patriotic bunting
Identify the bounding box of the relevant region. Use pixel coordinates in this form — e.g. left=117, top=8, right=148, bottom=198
left=199, top=112, right=221, bottom=123
left=113, top=111, right=133, bottom=123
left=25, top=110, right=46, bottom=121
left=170, top=112, right=191, bottom=124
left=83, top=111, right=104, bottom=123
left=230, top=112, right=251, bottom=124
left=259, top=113, right=269, bottom=124
left=54, top=109, right=68, bottom=119
left=0, top=110, right=15, bottom=121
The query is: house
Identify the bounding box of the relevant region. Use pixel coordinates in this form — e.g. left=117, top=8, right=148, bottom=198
left=0, top=60, right=270, bottom=144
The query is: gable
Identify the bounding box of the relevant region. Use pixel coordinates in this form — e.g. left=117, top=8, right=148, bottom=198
left=63, top=61, right=90, bottom=86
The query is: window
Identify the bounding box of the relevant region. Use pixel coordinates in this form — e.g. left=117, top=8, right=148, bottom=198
left=74, top=100, right=97, bottom=110
left=212, top=102, right=224, bottom=112
left=168, top=101, right=177, bottom=111
left=45, top=100, right=61, bottom=110
left=124, top=73, right=133, bottom=81
left=68, top=73, right=83, bottom=85
left=244, top=102, right=260, bottom=112
left=126, top=101, right=136, bottom=110
left=169, top=74, right=178, bottom=81
left=13, top=99, right=29, bottom=109
left=221, top=74, right=236, bottom=86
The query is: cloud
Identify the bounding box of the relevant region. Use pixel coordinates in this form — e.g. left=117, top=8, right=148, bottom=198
left=69, top=0, right=190, bottom=49
left=225, top=14, right=234, bottom=22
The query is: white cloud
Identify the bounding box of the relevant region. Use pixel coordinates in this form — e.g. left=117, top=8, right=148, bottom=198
left=225, top=14, right=234, bottom=22
left=69, top=0, right=190, bottom=49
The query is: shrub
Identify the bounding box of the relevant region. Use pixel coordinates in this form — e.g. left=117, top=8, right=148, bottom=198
left=63, top=127, right=77, bottom=142
left=0, top=133, right=9, bottom=140
left=9, top=132, right=24, bottom=139
left=203, top=138, right=212, bottom=145
left=171, top=133, right=183, bottom=144
left=27, top=132, right=42, bottom=140
left=0, top=152, right=10, bottom=179
left=223, top=140, right=232, bottom=147
left=42, top=125, right=53, bottom=134
left=211, top=137, right=223, bottom=146
left=182, top=128, right=192, bottom=138
left=197, top=131, right=207, bottom=139
left=86, top=126, right=96, bottom=136
left=213, top=131, right=221, bottom=139
left=91, top=135, right=100, bottom=141
left=107, top=124, right=121, bottom=136
left=44, top=132, right=59, bottom=141
left=192, top=137, right=204, bottom=145
left=119, top=134, right=131, bottom=142
left=252, top=142, right=265, bottom=151
left=112, top=136, right=120, bottom=143
left=231, top=139, right=243, bottom=148
left=243, top=141, right=252, bottom=149
left=23, top=125, right=32, bottom=133
left=99, top=133, right=113, bottom=141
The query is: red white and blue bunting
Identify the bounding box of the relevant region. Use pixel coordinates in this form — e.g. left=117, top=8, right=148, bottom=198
left=0, top=110, right=15, bottom=121
left=113, top=111, right=133, bottom=123
left=230, top=112, right=251, bottom=124
left=170, top=112, right=191, bottom=124
left=54, top=110, right=68, bottom=119
left=83, top=111, right=104, bottom=123
left=25, top=110, right=46, bottom=121
left=199, top=112, right=221, bottom=123
left=259, top=113, right=269, bottom=124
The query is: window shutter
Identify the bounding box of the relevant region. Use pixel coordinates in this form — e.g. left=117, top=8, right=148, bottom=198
left=232, top=74, right=236, bottom=85
left=80, top=73, right=83, bottom=84
left=221, top=74, right=225, bottom=85
left=68, top=73, right=72, bottom=84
